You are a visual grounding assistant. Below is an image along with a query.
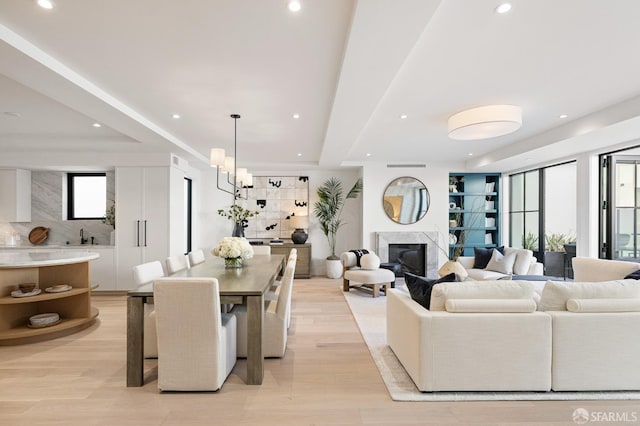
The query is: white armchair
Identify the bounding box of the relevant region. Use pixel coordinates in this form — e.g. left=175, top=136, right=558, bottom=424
left=341, top=251, right=395, bottom=298
left=153, top=277, right=237, bottom=391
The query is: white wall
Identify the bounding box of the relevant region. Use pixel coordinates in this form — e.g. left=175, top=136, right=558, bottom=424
left=361, top=163, right=451, bottom=266
left=544, top=162, right=577, bottom=238
left=195, top=167, right=362, bottom=276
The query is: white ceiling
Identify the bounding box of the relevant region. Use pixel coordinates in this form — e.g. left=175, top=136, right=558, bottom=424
left=1, top=0, right=640, bottom=172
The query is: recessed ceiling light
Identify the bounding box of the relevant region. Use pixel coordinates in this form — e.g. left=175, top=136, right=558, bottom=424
left=495, top=2, right=512, bottom=14
left=293, top=113, right=300, bottom=119
left=171, top=113, right=181, bottom=119
left=92, top=123, right=101, bottom=128
left=366, top=153, right=372, bottom=157
left=400, top=114, right=408, bottom=119
left=288, top=1, right=301, bottom=12
left=2, top=112, right=21, bottom=119
left=36, top=0, right=54, bottom=9
left=468, top=153, right=473, bottom=156
left=297, top=153, right=302, bottom=157
left=559, top=114, right=568, bottom=119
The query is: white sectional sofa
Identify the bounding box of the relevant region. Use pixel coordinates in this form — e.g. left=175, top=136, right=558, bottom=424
left=387, top=281, right=552, bottom=392
left=388, top=256, right=640, bottom=392
left=458, top=247, right=544, bottom=281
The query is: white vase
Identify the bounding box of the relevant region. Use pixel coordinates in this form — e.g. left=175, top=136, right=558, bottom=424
left=325, top=259, right=343, bottom=279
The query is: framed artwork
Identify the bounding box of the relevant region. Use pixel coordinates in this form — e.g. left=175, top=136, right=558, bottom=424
left=238, top=176, right=309, bottom=239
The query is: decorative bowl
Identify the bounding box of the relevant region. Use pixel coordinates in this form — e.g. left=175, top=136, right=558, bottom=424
left=19, top=283, right=36, bottom=293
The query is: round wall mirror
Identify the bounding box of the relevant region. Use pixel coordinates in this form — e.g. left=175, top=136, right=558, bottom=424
left=383, top=177, right=430, bottom=224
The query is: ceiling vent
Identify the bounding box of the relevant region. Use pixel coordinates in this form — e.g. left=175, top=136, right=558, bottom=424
left=386, top=164, right=426, bottom=168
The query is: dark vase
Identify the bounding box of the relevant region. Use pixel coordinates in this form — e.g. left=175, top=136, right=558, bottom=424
left=232, top=222, right=245, bottom=237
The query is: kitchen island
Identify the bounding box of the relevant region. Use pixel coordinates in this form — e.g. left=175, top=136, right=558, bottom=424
left=0, top=251, right=100, bottom=345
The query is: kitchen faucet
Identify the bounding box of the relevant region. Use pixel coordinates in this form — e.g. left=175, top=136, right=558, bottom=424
left=80, top=228, right=88, bottom=245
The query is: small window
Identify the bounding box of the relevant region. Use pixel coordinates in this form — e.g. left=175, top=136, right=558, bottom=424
left=67, top=173, right=107, bottom=220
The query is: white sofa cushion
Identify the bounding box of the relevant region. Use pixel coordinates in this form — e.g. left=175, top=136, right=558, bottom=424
left=485, top=249, right=517, bottom=275
left=430, top=281, right=535, bottom=311
left=572, top=257, right=640, bottom=281
left=465, top=268, right=508, bottom=281
left=566, top=298, right=640, bottom=313
left=445, top=298, right=537, bottom=313
left=504, top=248, right=534, bottom=275
left=538, top=280, right=640, bottom=311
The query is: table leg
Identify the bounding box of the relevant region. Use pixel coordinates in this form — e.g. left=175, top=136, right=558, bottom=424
left=126, top=296, right=144, bottom=387
left=245, top=294, right=264, bottom=385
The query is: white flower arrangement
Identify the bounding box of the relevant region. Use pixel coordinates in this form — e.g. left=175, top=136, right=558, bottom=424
left=212, top=237, right=254, bottom=260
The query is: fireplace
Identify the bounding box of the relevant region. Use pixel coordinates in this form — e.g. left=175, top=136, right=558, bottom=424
left=376, top=232, right=441, bottom=279
left=388, top=244, right=426, bottom=276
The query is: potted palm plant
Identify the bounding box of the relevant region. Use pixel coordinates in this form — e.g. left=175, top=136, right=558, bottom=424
left=544, top=232, right=572, bottom=278
left=313, top=177, right=362, bottom=278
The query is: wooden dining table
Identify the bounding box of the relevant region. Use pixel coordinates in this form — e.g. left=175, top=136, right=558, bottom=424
left=126, top=254, right=285, bottom=387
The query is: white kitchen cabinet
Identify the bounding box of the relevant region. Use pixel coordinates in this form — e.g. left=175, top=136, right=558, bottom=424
left=0, top=169, right=31, bottom=222
left=115, top=167, right=185, bottom=290
left=88, top=247, right=116, bottom=290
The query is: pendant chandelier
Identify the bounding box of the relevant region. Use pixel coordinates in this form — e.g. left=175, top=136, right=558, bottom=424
left=209, top=114, right=252, bottom=203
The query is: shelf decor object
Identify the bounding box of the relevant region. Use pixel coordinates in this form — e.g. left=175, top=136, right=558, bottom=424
left=290, top=215, right=309, bottom=244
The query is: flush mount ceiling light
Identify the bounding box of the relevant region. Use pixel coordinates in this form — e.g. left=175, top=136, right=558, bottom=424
left=447, top=105, right=522, bottom=140
left=288, top=1, right=301, bottom=12
left=495, top=2, right=512, bottom=14
left=37, top=0, right=54, bottom=9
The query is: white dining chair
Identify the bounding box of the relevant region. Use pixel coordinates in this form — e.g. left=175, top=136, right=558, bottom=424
left=188, top=249, right=206, bottom=266
left=271, top=249, right=297, bottom=291
left=132, top=260, right=166, bottom=358
left=252, top=245, right=271, bottom=255
left=165, top=254, right=190, bottom=274
left=154, top=277, right=237, bottom=391
left=232, top=260, right=294, bottom=358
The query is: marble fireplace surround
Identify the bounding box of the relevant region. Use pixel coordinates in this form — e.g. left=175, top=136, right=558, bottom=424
left=376, top=232, right=440, bottom=279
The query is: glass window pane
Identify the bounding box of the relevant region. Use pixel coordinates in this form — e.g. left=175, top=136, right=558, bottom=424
left=73, top=176, right=106, bottom=218
left=510, top=174, right=524, bottom=211
left=510, top=213, right=524, bottom=248
left=616, top=163, right=635, bottom=207
left=525, top=212, right=540, bottom=251
left=525, top=170, right=539, bottom=210
left=544, top=163, right=576, bottom=238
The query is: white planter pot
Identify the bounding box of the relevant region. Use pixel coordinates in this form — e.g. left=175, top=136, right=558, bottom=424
left=325, top=259, right=343, bottom=279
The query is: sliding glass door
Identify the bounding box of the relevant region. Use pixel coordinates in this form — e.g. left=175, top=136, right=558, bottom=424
left=602, top=155, right=640, bottom=260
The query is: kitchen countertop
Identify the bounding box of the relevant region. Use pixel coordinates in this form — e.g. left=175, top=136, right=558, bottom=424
left=0, top=250, right=100, bottom=268
left=0, top=244, right=114, bottom=249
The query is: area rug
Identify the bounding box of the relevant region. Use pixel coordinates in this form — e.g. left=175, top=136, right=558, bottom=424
left=342, top=288, right=640, bottom=401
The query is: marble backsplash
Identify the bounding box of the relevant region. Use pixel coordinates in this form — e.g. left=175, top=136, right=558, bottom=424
left=0, top=170, right=115, bottom=247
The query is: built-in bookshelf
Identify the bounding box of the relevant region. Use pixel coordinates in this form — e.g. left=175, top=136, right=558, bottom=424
left=448, top=173, right=501, bottom=258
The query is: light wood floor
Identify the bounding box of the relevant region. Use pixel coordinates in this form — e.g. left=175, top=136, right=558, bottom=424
left=1, top=278, right=638, bottom=425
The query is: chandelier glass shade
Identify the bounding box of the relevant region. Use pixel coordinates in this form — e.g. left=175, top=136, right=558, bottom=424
left=209, top=114, right=252, bottom=205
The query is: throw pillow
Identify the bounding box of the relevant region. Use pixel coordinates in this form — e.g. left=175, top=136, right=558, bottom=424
left=360, top=253, right=381, bottom=270
left=625, top=270, right=640, bottom=280
left=473, top=246, right=505, bottom=269
left=404, top=272, right=457, bottom=310
left=485, top=249, right=517, bottom=275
